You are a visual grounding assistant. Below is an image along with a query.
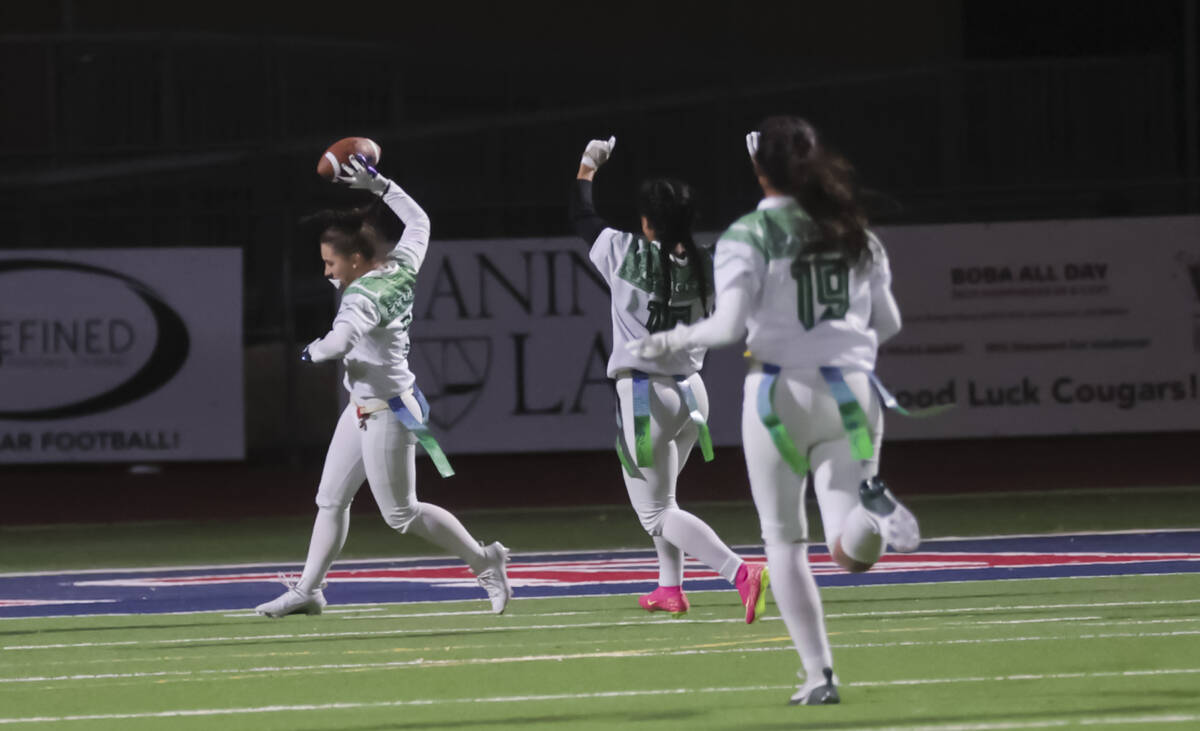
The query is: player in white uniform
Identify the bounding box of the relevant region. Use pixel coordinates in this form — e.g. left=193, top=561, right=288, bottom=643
left=571, top=137, right=769, bottom=621
left=254, top=155, right=512, bottom=618
left=628, top=117, right=919, bottom=705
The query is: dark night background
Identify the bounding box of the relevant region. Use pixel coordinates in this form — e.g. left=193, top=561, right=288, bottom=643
left=0, top=1, right=1196, bottom=519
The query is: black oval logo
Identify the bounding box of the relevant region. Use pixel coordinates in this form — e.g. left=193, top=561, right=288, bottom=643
left=0, top=259, right=190, bottom=420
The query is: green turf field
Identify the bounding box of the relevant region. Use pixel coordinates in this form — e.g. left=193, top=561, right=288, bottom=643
left=1, top=486, right=1199, bottom=729
left=2, top=575, right=1198, bottom=729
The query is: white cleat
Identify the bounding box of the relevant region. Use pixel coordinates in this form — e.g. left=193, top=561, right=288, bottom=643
left=475, top=541, right=513, bottom=615
left=789, top=667, right=840, bottom=706
left=859, top=477, right=920, bottom=553
left=255, top=585, right=327, bottom=618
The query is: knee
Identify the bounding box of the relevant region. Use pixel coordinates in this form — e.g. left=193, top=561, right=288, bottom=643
left=760, top=521, right=806, bottom=547
left=832, top=538, right=875, bottom=573
left=634, top=505, right=668, bottom=536
left=315, top=493, right=351, bottom=512
left=381, top=502, right=421, bottom=533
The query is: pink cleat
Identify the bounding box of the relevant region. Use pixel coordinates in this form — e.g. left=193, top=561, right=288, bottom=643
left=638, top=586, right=690, bottom=616
left=736, top=563, right=770, bottom=624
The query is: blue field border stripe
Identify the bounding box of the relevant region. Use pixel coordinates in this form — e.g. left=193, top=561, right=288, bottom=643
left=1, top=531, right=1197, bottom=619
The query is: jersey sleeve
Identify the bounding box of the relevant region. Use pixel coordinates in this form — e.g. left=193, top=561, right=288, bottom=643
left=867, top=232, right=892, bottom=288
left=570, top=179, right=610, bottom=245
left=866, top=232, right=902, bottom=343
left=588, top=227, right=636, bottom=286
left=381, top=183, right=432, bottom=273
left=306, top=293, right=380, bottom=362
left=712, top=214, right=768, bottom=305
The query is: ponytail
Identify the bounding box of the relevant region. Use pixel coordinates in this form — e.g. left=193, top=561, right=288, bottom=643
left=636, top=177, right=709, bottom=313
left=678, top=234, right=710, bottom=314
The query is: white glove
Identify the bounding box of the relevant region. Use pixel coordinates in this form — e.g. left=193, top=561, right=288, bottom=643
left=581, top=136, right=617, bottom=169
left=745, top=131, right=760, bottom=160
left=336, top=154, right=392, bottom=195
left=625, top=323, right=689, bottom=359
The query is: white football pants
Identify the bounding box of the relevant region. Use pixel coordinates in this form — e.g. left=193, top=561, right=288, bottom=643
left=742, top=367, right=883, bottom=547
left=295, top=401, right=485, bottom=593
left=616, top=373, right=743, bottom=586
left=741, top=365, right=884, bottom=678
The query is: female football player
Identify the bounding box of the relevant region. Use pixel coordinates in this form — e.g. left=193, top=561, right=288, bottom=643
left=628, top=117, right=919, bottom=704
left=570, top=136, right=769, bottom=622
left=254, top=155, right=512, bottom=618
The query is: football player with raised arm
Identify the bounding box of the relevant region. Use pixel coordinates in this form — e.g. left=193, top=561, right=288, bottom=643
left=570, top=137, right=769, bottom=622
left=628, top=117, right=919, bottom=705
left=254, top=155, right=512, bottom=618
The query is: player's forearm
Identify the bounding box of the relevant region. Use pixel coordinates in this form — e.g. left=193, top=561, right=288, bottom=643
left=871, top=286, right=902, bottom=345
left=677, top=287, right=751, bottom=350
left=306, top=319, right=361, bottom=362
left=381, top=183, right=431, bottom=250
left=569, top=179, right=608, bottom=245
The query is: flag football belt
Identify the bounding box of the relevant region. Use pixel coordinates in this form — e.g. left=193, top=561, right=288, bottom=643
left=753, top=363, right=875, bottom=476
left=755, top=361, right=953, bottom=476
left=614, top=370, right=713, bottom=478
left=866, top=373, right=955, bottom=418
left=357, top=388, right=454, bottom=479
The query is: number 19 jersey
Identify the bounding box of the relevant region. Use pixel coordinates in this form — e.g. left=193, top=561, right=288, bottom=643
left=715, top=197, right=893, bottom=372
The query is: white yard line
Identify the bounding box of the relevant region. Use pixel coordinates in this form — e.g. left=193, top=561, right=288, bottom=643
left=944, top=616, right=1102, bottom=626
left=0, top=617, right=752, bottom=651
left=9, top=597, right=1200, bottom=653
left=4, top=573, right=1198, bottom=623
left=9, top=602, right=1200, bottom=652
left=863, top=714, right=1200, bottom=731
left=826, top=597, right=1200, bottom=619
left=1, top=672, right=1199, bottom=726
left=831, top=630, right=1200, bottom=650
left=4, top=634, right=1200, bottom=685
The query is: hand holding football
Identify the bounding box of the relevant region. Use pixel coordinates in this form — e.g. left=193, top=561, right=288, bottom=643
left=316, top=137, right=382, bottom=180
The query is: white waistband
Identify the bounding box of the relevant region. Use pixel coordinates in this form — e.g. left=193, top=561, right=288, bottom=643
left=355, top=389, right=422, bottom=422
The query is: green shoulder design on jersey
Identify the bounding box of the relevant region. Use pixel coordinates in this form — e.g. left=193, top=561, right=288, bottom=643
left=720, top=205, right=822, bottom=261
left=344, top=263, right=417, bottom=326
left=615, top=236, right=712, bottom=302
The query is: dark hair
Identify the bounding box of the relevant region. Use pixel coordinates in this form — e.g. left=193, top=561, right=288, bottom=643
left=754, top=116, right=872, bottom=268
left=636, top=177, right=709, bottom=313
left=299, top=197, right=402, bottom=262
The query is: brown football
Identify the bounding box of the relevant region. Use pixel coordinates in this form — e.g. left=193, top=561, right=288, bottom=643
left=316, top=137, right=382, bottom=180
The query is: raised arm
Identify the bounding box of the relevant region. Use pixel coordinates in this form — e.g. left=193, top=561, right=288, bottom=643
left=338, top=155, right=432, bottom=270
left=570, top=136, right=617, bottom=244
left=380, top=183, right=431, bottom=271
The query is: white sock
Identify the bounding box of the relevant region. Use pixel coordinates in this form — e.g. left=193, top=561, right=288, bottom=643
left=405, top=503, right=488, bottom=573
left=661, top=509, right=743, bottom=583
left=839, top=504, right=883, bottom=565
left=764, top=542, right=834, bottom=679
left=652, top=536, right=684, bottom=586
left=297, top=507, right=349, bottom=593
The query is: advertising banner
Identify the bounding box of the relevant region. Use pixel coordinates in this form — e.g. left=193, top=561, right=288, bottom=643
left=0, top=249, right=244, bottom=463
left=877, top=216, right=1200, bottom=438
left=406, top=216, right=1200, bottom=453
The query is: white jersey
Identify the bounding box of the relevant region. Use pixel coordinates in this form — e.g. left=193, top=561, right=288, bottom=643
left=336, top=254, right=419, bottom=400
left=307, top=185, right=430, bottom=402
left=714, top=197, right=892, bottom=372
left=589, top=228, right=711, bottom=378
